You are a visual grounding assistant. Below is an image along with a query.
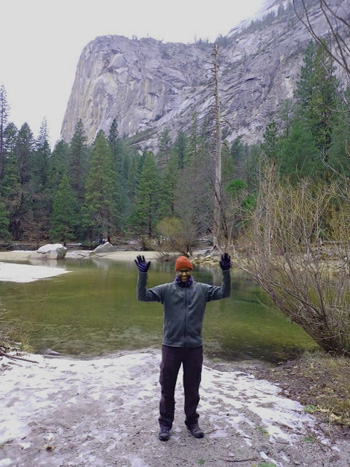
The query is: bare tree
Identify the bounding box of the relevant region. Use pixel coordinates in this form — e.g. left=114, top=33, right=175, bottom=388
left=293, top=0, right=350, bottom=80
left=235, top=161, right=350, bottom=356
left=212, top=44, right=223, bottom=251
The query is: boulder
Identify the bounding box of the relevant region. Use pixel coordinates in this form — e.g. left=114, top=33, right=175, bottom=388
left=91, top=242, right=117, bottom=254
left=37, top=243, right=67, bottom=260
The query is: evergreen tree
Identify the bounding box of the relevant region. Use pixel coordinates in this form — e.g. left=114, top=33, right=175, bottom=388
left=327, top=90, right=350, bottom=176
left=157, top=129, right=172, bottom=170
left=16, top=122, right=34, bottom=186
left=296, top=41, right=339, bottom=159
left=50, top=174, right=78, bottom=243
left=68, top=120, right=89, bottom=207
left=120, top=150, right=141, bottom=226
left=158, top=154, right=179, bottom=219
left=33, top=118, right=51, bottom=191
left=230, top=136, right=251, bottom=181
left=262, top=121, right=279, bottom=161
left=185, top=112, right=199, bottom=165
left=1, top=123, right=19, bottom=241
left=108, top=118, right=123, bottom=173
left=82, top=131, right=119, bottom=242
left=278, top=120, right=320, bottom=179
left=276, top=41, right=340, bottom=179
left=173, top=131, right=188, bottom=170
left=295, top=41, right=317, bottom=110
left=132, top=151, right=159, bottom=238
left=0, top=85, right=10, bottom=180
left=0, top=123, right=18, bottom=198
left=8, top=123, right=35, bottom=240
left=278, top=99, right=295, bottom=138
left=31, top=118, right=52, bottom=241
left=0, top=199, right=10, bottom=241
left=48, top=140, right=70, bottom=194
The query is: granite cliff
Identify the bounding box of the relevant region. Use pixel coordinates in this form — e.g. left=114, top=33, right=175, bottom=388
left=61, top=0, right=349, bottom=150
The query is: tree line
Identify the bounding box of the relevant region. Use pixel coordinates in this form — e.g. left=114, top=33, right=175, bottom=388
left=0, top=88, right=254, bottom=249
left=1, top=31, right=350, bottom=355
left=0, top=37, right=349, bottom=253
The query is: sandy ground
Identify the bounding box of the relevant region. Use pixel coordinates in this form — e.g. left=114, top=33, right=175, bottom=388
left=0, top=249, right=159, bottom=282
left=1, top=250, right=350, bottom=466
left=0, top=249, right=161, bottom=264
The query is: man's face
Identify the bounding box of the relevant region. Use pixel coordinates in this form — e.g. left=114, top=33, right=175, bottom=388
left=176, top=268, right=192, bottom=282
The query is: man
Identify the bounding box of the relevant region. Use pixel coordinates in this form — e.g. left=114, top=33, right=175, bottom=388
left=135, top=253, right=231, bottom=441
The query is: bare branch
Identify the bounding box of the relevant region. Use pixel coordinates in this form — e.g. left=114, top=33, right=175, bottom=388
left=293, top=0, right=350, bottom=77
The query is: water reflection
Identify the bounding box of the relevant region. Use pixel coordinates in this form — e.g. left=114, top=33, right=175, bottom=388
left=0, top=259, right=318, bottom=362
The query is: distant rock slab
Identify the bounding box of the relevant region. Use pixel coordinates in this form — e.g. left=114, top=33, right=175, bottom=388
left=91, top=242, right=117, bottom=254
left=37, top=243, right=67, bottom=260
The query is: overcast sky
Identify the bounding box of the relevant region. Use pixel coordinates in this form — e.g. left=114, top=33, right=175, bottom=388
left=1, top=0, right=265, bottom=148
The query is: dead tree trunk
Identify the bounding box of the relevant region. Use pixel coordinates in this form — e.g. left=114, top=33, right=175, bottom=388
left=212, top=44, right=223, bottom=251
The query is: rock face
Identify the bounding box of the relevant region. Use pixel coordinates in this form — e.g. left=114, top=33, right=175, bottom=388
left=61, top=0, right=349, bottom=150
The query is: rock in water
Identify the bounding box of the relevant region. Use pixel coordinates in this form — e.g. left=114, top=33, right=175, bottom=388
left=37, top=244, right=67, bottom=260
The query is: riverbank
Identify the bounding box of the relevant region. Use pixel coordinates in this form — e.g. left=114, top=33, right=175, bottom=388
left=0, top=250, right=350, bottom=466
left=0, top=249, right=162, bottom=264
left=1, top=349, right=350, bottom=467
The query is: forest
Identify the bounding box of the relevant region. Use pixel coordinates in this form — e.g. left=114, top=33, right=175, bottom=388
left=0, top=38, right=349, bottom=255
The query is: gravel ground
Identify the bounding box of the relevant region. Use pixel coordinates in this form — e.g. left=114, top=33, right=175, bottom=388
left=1, top=250, right=349, bottom=467
left=1, top=350, right=350, bottom=467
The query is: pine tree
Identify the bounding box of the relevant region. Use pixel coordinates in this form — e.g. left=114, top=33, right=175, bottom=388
left=50, top=174, right=78, bottom=243
left=327, top=90, right=350, bottom=176
left=133, top=151, right=159, bottom=238
left=157, top=129, right=172, bottom=170
left=262, top=121, right=279, bottom=161
left=230, top=136, right=247, bottom=180
left=31, top=118, right=52, bottom=241
left=16, top=123, right=34, bottom=186
left=0, top=199, right=10, bottom=241
left=8, top=123, right=35, bottom=240
left=306, top=44, right=339, bottom=156
left=295, top=41, right=339, bottom=159
left=48, top=140, right=70, bottom=194
left=68, top=120, right=89, bottom=207
left=0, top=123, right=18, bottom=198
left=295, top=41, right=317, bottom=110
left=82, top=131, right=119, bottom=242
left=120, top=150, right=141, bottom=225
left=185, top=113, right=199, bottom=165
left=158, top=154, right=178, bottom=219
left=108, top=118, right=123, bottom=173
left=278, top=120, right=320, bottom=179
left=173, top=131, right=188, bottom=170
left=0, top=85, right=10, bottom=180
left=33, top=118, right=51, bottom=191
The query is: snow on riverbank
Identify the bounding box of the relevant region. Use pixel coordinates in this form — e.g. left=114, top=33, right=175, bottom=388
left=0, top=254, right=349, bottom=466
left=0, top=261, right=69, bottom=283
left=1, top=350, right=348, bottom=467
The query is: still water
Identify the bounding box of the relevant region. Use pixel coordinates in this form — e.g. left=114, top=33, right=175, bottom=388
left=0, top=258, right=318, bottom=362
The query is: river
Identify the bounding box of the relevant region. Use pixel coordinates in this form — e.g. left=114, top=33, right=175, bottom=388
left=0, top=258, right=318, bottom=362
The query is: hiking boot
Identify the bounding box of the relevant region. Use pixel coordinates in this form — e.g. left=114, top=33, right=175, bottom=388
left=188, top=424, right=204, bottom=438
left=158, top=427, right=170, bottom=441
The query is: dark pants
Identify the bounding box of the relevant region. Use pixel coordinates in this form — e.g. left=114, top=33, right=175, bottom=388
left=159, top=345, right=203, bottom=430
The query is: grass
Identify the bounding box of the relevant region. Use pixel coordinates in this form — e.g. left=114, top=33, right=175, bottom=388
left=260, top=351, right=350, bottom=426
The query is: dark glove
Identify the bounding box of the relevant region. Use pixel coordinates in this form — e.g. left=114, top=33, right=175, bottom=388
left=134, top=255, right=151, bottom=273
left=220, top=253, right=231, bottom=270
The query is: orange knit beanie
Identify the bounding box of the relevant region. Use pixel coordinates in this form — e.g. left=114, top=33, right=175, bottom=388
left=175, top=256, right=193, bottom=271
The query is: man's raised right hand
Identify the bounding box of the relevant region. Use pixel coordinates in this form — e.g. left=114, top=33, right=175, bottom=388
left=134, top=255, right=151, bottom=273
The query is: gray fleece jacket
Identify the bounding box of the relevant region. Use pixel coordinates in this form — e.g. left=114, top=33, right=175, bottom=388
left=137, top=269, right=231, bottom=348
